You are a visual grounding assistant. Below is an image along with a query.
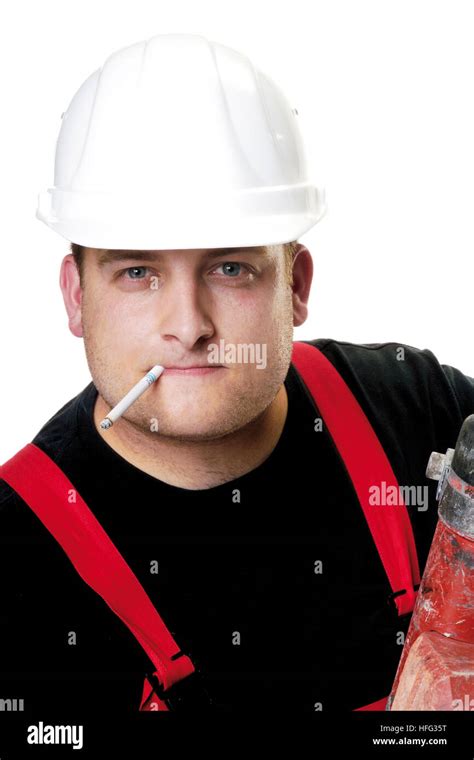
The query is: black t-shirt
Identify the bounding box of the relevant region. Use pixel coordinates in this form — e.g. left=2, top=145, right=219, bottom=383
left=1, top=337, right=473, bottom=715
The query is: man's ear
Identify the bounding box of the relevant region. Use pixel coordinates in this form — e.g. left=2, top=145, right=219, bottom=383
left=291, top=244, right=313, bottom=326
left=59, top=254, right=83, bottom=337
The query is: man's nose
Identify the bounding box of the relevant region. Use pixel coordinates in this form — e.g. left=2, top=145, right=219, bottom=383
left=157, top=278, right=215, bottom=348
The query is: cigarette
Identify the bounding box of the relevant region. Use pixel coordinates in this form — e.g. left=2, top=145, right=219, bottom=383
left=100, top=365, right=165, bottom=430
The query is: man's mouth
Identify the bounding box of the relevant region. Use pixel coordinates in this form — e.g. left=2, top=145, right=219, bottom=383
left=162, top=365, right=225, bottom=376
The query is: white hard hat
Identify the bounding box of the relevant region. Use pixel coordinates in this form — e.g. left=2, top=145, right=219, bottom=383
left=36, top=33, right=327, bottom=250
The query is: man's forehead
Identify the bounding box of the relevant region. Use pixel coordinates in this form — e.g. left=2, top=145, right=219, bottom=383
left=94, top=245, right=278, bottom=266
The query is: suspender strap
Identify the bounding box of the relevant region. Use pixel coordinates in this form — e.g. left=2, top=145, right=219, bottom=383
left=1, top=442, right=194, bottom=709
left=290, top=341, right=420, bottom=617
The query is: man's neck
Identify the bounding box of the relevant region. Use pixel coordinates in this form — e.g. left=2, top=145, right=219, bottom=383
left=93, top=383, right=289, bottom=490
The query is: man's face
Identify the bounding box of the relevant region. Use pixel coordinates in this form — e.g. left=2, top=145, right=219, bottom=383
left=62, top=245, right=310, bottom=442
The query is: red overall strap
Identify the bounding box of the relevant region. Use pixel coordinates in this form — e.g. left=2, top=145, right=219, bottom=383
left=291, top=342, right=420, bottom=712
left=291, top=341, right=420, bottom=616
left=0, top=443, right=194, bottom=711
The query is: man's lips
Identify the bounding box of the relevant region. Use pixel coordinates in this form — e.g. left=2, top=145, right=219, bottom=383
left=161, top=365, right=225, bottom=376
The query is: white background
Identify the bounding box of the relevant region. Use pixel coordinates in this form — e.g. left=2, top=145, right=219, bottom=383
left=1, top=0, right=473, bottom=461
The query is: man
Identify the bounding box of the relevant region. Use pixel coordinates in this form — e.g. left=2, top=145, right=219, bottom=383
left=1, top=33, right=473, bottom=716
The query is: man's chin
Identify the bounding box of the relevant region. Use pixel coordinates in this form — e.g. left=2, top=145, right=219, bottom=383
left=137, top=423, right=238, bottom=443
left=117, top=408, right=237, bottom=441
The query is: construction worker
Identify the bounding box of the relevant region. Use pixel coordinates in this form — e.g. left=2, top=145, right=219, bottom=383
left=1, top=33, right=473, bottom=717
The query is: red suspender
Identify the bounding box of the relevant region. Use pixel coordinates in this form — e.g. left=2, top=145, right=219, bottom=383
left=0, top=442, right=193, bottom=711
left=291, top=341, right=420, bottom=617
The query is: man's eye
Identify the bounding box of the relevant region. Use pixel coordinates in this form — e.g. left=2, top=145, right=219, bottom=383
left=215, top=262, right=244, bottom=277
left=123, top=266, right=148, bottom=279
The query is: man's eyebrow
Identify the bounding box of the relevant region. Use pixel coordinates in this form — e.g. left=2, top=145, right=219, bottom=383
left=96, top=247, right=271, bottom=267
